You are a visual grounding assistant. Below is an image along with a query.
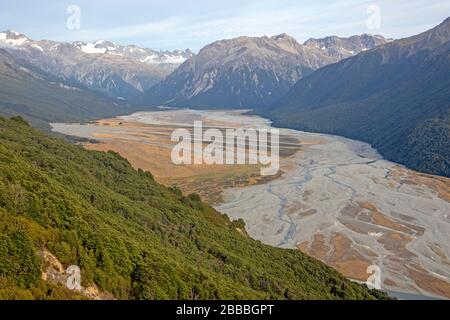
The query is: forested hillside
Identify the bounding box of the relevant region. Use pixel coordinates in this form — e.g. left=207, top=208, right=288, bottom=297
left=0, top=116, right=385, bottom=300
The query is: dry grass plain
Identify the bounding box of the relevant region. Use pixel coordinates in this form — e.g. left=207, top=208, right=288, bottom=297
left=56, top=114, right=300, bottom=204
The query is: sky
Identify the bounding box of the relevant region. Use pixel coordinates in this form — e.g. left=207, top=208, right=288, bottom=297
left=1, top=0, right=450, bottom=51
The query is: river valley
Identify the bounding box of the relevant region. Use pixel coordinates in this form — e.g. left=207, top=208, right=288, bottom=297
left=52, top=109, right=450, bottom=299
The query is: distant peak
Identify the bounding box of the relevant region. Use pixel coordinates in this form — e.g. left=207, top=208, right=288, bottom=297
left=0, top=30, right=30, bottom=46
left=1, top=30, right=28, bottom=38
left=440, top=16, right=450, bottom=28
left=271, top=33, right=296, bottom=41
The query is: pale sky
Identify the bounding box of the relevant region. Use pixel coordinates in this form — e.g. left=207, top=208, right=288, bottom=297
left=1, top=0, right=449, bottom=51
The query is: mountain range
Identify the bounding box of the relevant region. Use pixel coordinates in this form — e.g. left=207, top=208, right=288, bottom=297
left=0, top=22, right=448, bottom=179
left=265, top=17, right=450, bottom=177
left=143, top=33, right=389, bottom=109
left=0, top=48, right=130, bottom=129
left=0, top=16, right=449, bottom=301
left=0, top=30, right=193, bottom=101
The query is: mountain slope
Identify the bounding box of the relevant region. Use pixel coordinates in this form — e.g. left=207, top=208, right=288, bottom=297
left=304, top=34, right=390, bottom=60
left=0, top=49, right=130, bottom=129
left=0, top=116, right=386, bottom=300
left=267, top=17, right=450, bottom=177
left=143, top=34, right=388, bottom=109
left=0, top=30, right=193, bottom=101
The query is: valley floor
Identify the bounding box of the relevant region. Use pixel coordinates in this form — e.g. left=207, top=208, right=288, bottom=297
left=52, top=109, right=450, bottom=299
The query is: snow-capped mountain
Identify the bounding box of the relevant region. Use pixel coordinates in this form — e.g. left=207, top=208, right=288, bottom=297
left=72, top=40, right=193, bottom=65
left=0, top=30, right=31, bottom=46
left=0, top=30, right=193, bottom=100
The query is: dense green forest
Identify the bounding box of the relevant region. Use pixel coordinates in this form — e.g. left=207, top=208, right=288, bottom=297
left=0, top=116, right=386, bottom=300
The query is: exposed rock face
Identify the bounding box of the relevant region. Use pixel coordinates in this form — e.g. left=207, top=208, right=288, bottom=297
left=0, top=30, right=193, bottom=100
left=143, top=33, right=388, bottom=109
left=40, top=249, right=114, bottom=300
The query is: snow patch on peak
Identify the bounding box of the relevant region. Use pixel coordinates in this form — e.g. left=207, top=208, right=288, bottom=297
left=0, top=30, right=29, bottom=46
left=72, top=40, right=191, bottom=64
left=31, top=43, right=44, bottom=52
left=161, top=54, right=189, bottom=64
left=1, top=37, right=28, bottom=46
left=78, top=42, right=107, bottom=54
left=140, top=55, right=158, bottom=63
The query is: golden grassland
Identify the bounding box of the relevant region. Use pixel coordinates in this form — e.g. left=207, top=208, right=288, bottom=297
left=83, top=118, right=302, bottom=204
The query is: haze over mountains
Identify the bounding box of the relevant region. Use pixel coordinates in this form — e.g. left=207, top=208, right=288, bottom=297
left=0, top=30, right=193, bottom=101
left=266, top=17, right=450, bottom=177
left=143, top=33, right=389, bottom=109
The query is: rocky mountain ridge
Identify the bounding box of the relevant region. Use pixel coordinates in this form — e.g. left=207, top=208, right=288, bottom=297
left=143, top=33, right=389, bottom=109
left=0, top=30, right=193, bottom=100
